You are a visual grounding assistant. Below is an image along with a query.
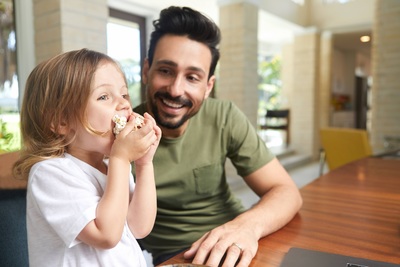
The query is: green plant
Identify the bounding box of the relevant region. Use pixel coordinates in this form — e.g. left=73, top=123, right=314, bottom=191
left=258, top=55, right=283, bottom=116
left=119, top=58, right=142, bottom=106
left=0, top=118, right=20, bottom=153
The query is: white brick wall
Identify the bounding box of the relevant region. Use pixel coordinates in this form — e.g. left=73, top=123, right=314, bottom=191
left=290, top=32, right=320, bottom=157
left=33, top=0, right=107, bottom=63
left=219, top=2, right=259, bottom=127
left=370, top=0, right=400, bottom=152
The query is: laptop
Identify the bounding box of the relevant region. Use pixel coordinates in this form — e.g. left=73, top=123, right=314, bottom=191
left=280, top=247, right=400, bottom=267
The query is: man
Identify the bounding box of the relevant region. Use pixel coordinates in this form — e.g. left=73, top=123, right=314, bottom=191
left=133, top=6, right=303, bottom=267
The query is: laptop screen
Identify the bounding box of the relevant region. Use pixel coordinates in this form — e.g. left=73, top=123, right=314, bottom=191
left=280, top=248, right=399, bottom=267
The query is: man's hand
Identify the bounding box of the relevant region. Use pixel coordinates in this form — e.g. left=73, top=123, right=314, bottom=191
left=183, top=159, right=303, bottom=267
left=183, top=220, right=258, bottom=267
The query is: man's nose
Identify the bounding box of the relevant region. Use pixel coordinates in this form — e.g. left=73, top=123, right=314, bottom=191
left=167, top=76, right=184, bottom=97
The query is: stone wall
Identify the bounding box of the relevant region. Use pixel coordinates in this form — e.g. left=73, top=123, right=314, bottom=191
left=370, top=0, right=400, bottom=152
left=33, top=0, right=108, bottom=63
left=218, top=2, right=259, bottom=127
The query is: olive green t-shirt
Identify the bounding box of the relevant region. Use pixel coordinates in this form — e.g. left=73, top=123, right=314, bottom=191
left=133, top=98, right=274, bottom=259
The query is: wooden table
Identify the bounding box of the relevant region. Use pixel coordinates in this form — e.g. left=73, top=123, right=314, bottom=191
left=159, top=157, right=400, bottom=266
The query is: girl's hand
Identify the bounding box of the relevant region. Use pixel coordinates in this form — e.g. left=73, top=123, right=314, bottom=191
left=110, top=113, right=158, bottom=163
left=134, top=112, right=162, bottom=166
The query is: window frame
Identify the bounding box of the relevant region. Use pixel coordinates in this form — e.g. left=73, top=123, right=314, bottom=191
left=109, top=8, right=147, bottom=103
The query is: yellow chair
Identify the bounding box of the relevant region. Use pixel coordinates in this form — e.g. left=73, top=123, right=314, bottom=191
left=320, top=127, right=372, bottom=172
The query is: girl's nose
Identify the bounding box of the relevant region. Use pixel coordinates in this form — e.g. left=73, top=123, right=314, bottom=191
left=116, top=96, right=131, bottom=111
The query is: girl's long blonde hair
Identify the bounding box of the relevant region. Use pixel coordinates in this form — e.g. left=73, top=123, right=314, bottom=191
left=13, top=48, right=125, bottom=180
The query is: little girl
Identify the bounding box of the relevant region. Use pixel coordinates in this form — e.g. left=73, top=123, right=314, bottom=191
left=13, top=48, right=161, bottom=266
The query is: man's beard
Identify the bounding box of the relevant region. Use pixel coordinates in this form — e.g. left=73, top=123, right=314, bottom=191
left=152, top=106, right=190, bottom=129
left=150, top=92, right=199, bottom=130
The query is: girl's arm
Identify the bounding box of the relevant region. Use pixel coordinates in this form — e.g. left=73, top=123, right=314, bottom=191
left=127, top=162, right=157, bottom=238
left=78, top=115, right=158, bottom=249
left=127, top=113, right=161, bottom=237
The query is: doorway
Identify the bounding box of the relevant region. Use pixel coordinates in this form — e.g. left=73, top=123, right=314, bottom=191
left=354, top=76, right=369, bottom=129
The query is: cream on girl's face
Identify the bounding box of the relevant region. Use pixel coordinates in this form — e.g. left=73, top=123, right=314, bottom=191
left=68, top=62, right=131, bottom=161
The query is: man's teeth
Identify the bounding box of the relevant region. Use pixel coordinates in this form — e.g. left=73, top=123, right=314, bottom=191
left=162, top=99, right=183, bottom=108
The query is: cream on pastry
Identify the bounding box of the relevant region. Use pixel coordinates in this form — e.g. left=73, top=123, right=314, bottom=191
left=112, top=114, right=145, bottom=135
left=132, top=114, right=145, bottom=130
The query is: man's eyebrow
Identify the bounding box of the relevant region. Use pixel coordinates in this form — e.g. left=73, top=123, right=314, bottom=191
left=155, top=59, right=177, bottom=67
left=155, top=59, right=206, bottom=75
left=187, top=66, right=206, bottom=76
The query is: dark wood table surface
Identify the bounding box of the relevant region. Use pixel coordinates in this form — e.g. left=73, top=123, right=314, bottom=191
left=159, top=157, right=400, bottom=266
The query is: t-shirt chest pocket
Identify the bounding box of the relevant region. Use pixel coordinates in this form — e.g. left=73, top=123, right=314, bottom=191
left=193, top=163, right=223, bottom=194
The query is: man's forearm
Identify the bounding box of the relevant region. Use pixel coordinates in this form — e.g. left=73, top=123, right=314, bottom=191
left=234, top=184, right=302, bottom=239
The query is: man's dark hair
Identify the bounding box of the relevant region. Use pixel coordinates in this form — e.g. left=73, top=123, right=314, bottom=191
left=147, top=6, right=221, bottom=78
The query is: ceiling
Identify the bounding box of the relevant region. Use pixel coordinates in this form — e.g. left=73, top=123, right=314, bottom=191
left=119, top=0, right=219, bottom=19
left=119, top=0, right=371, bottom=56
left=333, top=30, right=372, bottom=55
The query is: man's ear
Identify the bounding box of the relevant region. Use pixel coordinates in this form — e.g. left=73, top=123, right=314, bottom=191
left=204, top=75, right=216, bottom=99
left=142, top=58, right=150, bottom=85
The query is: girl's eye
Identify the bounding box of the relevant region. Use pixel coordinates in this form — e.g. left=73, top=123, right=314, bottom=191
left=97, top=95, right=108, bottom=101
left=122, top=94, right=130, bottom=100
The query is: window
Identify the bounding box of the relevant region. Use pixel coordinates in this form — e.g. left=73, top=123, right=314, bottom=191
left=291, top=0, right=305, bottom=5
left=0, top=0, right=20, bottom=153
left=107, top=8, right=146, bottom=106
left=323, top=0, right=353, bottom=3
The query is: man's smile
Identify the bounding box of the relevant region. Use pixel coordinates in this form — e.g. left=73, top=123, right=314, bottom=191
left=161, top=98, right=184, bottom=109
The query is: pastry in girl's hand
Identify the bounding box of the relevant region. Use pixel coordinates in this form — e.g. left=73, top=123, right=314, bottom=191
left=132, top=114, right=145, bottom=130
left=112, top=114, right=145, bottom=135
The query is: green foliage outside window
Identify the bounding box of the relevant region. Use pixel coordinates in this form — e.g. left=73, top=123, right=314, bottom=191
left=0, top=117, right=20, bottom=153
left=258, top=55, right=283, bottom=117
left=119, top=58, right=142, bottom=106
left=0, top=1, right=20, bottom=153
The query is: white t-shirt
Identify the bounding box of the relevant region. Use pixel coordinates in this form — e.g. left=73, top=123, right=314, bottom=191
left=27, top=153, right=147, bottom=267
